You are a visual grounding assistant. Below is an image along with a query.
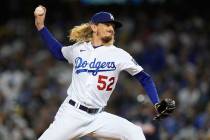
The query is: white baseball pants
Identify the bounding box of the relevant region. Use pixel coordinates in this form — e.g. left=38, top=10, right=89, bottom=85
left=38, top=97, right=146, bottom=140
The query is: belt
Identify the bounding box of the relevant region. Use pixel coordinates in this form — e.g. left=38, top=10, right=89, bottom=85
left=69, top=99, right=102, bottom=114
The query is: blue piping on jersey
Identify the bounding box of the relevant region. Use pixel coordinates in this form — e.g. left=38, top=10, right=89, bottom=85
left=134, top=71, right=160, bottom=105
left=93, top=45, right=102, bottom=49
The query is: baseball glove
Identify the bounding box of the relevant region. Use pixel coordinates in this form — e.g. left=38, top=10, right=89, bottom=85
left=153, top=98, right=176, bottom=120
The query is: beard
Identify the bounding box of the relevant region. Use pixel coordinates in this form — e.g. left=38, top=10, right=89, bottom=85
left=101, top=35, right=113, bottom=44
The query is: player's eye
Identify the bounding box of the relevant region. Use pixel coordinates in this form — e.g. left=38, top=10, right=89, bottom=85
left=104, top=23, right=114, bottom=28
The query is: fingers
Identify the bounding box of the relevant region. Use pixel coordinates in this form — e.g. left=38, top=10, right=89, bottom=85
left=34, top=5, right=46, bottom=17
left=34, top=5, right=46, bottom=30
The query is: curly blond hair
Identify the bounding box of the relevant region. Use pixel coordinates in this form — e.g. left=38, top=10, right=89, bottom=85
left=69, top=23, right=93, bottom=43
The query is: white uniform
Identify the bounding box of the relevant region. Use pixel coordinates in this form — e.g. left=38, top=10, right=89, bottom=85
left=39, top=42, right=146, bottom=140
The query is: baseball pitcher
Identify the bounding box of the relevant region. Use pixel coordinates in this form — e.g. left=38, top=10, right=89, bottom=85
left=34, top=5, right=175, bottom=140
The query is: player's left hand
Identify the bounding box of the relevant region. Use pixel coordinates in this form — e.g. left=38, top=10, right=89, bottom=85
left=153, top=98, right=176, bottom=121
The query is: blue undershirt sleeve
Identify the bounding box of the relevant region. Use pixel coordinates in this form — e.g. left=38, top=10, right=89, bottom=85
left=39, top=27, right=67, bottom=61
left=134, top=71, right=160, bottom=105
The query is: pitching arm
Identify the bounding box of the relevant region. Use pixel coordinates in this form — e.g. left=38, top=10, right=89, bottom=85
left=34, top=5, right=66, bottom=61
left=39, top=27, right=67, bottom=61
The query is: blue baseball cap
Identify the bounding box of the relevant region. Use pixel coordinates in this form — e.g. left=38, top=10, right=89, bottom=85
left=90, top=12, right=122, bottom=28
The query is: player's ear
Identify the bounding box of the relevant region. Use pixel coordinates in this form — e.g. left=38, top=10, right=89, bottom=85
left=90, top=23, right=97, bottom=33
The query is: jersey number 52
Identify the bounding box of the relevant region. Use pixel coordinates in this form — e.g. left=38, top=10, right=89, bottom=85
left=97, top=75, right=115, bottom=91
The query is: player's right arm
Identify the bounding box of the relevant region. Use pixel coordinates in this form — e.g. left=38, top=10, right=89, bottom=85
left=34, top=5, right=66, bottom=61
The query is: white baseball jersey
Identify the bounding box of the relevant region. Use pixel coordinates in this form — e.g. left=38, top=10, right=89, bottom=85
left=61, top=42, right=143, bottom=108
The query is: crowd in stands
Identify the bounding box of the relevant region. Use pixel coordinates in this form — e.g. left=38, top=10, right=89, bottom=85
left=0, top=1, right=210, bottom=140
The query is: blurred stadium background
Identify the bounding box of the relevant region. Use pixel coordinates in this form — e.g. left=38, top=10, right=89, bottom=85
left=0, top=0, right=210, bottom=140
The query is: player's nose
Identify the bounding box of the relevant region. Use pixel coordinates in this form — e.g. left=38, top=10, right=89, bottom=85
left=107, top=26, right=114, bottom=33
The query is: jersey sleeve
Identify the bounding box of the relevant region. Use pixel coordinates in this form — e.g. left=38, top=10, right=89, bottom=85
left=119, top=50, right=143, bottom=76
left=61, top=45, right=74, bottom=64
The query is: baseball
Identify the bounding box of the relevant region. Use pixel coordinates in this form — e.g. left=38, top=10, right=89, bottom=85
left=35, top=6, right=44, bottom=16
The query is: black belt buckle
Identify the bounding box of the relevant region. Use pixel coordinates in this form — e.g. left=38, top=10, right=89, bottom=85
left=69, top=99, right=100, bottom=114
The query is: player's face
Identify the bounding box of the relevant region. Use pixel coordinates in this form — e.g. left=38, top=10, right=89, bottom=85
left=95, top=23, right=115, bottom=44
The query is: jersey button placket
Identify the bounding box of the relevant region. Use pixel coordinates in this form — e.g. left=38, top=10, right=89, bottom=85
left=86, top=49, right=95, bottom=87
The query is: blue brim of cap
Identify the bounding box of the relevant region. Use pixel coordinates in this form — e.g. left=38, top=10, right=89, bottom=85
left=110, top=21, right=122, bottom=29
left=102, top=20, right=122, bottom=29
left=91, top=20, right=122, bottom=29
